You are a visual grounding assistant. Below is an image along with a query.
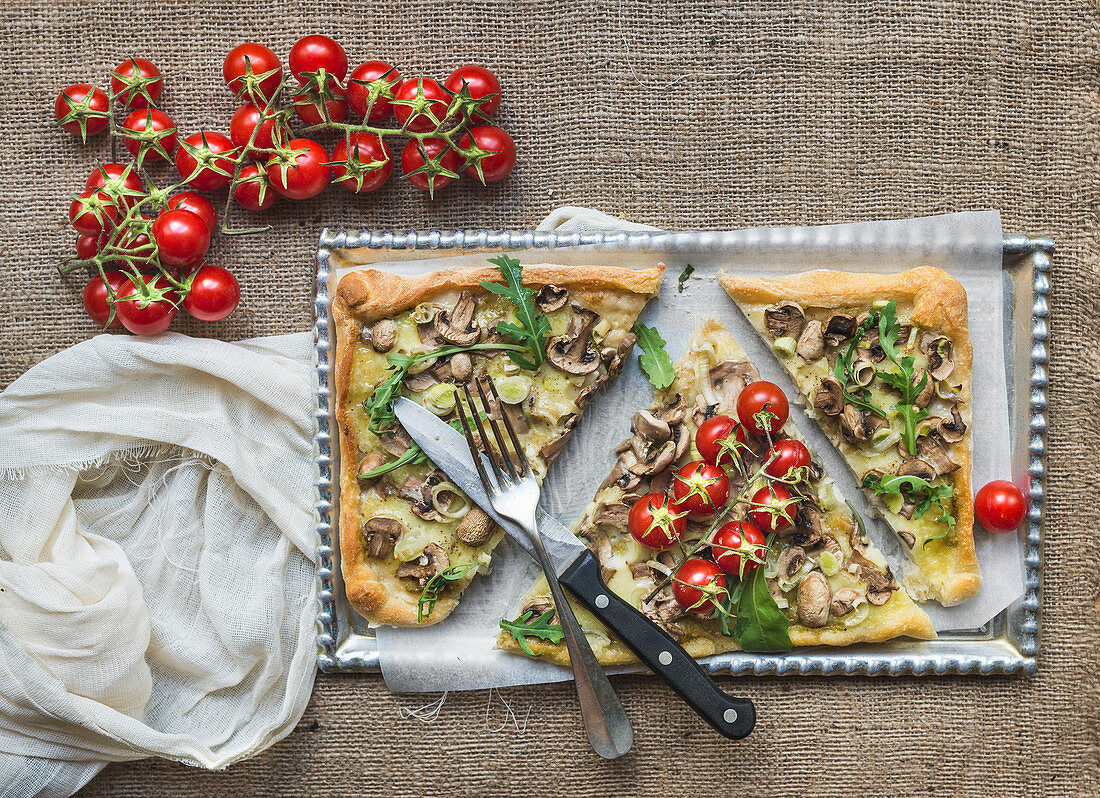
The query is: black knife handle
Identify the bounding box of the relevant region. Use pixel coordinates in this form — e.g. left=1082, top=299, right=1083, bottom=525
left=559, top=551, right=755, bottom=740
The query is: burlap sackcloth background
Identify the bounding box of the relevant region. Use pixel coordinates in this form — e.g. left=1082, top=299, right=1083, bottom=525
left=0, top=0, right=1095, bottom=795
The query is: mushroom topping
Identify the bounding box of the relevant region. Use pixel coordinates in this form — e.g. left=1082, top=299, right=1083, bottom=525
left=404, top=369, right=438, bottom=393
left=521, top=598, right=556, bottom=622
left=417, top=320, right=443, bottom=347
left=641, top=591, right=687, bottom=641
left=898, top=531, right=916, bottom=549
left=692, top=394, right=717, bottom=427
left=449, top=352, right=473, bottom=383
left=396, top=542, right=449, bottom=587
left=430, top=291, right=481, bottom=346
left=776, top=546, right=807, bottom=580
left=764, top=301, right=806, bottom=340
left=358, top=452, right=385, bottom=479
left=912, top=367, right=935, bottom=408
left=796, top=572, right=831, bottom=627
left=796, top=320, right=826, bottom=362
left=785, top=503, right=824, bottom=548
left=546, top=305, right=601, bottom=375
left=593, top=502, right=631, bottom=531
left=367, top=319, right=397, bottom=353
left=629, top=439, right=678, bottom=477
left=709, top=360, right=760, bottom=411
left=378, top=427, right=413, bottom=457
left=897, top=458, right=936, bottom=482
left=920, top=333, right=955, bottom=380
left=581, top=527, right=615, bottom=583
left=653, top=393, right=687, bottom=425
left=671, top=424, right=690, bottom=461
left=850, top=552, right=897, bottom=605
left=456, top=507, right=495, bottom=546
left=813, top=377, right=844, bottom=416
left=629, top=561, right=651, bottom=580
left=363, top=516, right=403, bottom=559
left=535, top=284, right=569, bottom=312
left=632, top=409, right=671, bottom=443
left=539, top=413, right=577, bottom=464
left=830, top=587, right=862, bottom=617
left=906, top=436, right=959, bottom=476
left=823, top=313, right=857, bottom=347
left=938, top=403, right=967, bottom=443
left=396, top=474, right=442, bottom=521
left=839, top=404, right=880, bottom=444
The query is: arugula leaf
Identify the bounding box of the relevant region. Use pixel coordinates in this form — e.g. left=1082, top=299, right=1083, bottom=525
left=677, top=263, right=695, bottom=292
left=480, top=255, right=551, bottom=370
left=862, top=471, right=956, bottom=548
left=418, top=562, right=479, bottom=622
left=832, top=313, right=888, bottom=418
left=499, top=608, right=564, bottom=655
left=876, top=300, right=930, bottom=455
left=631, top=321, right=676, bottom=389
left=732, top=561, right=792, bottom=652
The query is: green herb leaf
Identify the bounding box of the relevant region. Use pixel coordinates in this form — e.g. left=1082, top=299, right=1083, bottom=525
left=499, top=608, right=564, bottom=655
left=631, top=321, right=676, bottom=389
left=677, top=263, right=695, bottom=292
left=875, top=300, right=929, bottom=455
left=861, top=471, right=956, bottom=548
left=832, top=313, right=888, bottom=419
left=732, top=560, right=792, bottom=652
left=480, top=255, right=551, bottom=369
left=418, top=562, right=479, bottom=622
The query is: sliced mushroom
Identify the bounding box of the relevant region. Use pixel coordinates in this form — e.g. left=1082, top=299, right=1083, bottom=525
left=641, top=591, right=687, bottom=641
left=396, top=542, right=450, bottom=587
left=921, top=333, right=955, bottom=380
left=535, top=284, right=569, bottom=312
left=632, top=409, right=671, bottom=443
left=404, top=370, right=438, bottom=393
left=692, top=394, right=717, bottom=427
left=397, top=475, right=442, bottom=522
left=897, top=458, right=936, bottom=482
left=764, top=301, right=806, bottom=340
left=593, top=502, right=631, bottom=531
left=709, top=360, right=760, bottom=411
left=629, top=438, right=678, bottom=476
left=851, top=552, right=897, bottom=605
left=796, top=320, right=826, bottom=362
left=358, top=452, right=386, bottom=479
left=823, top=313, right=857, bottom=347
left=417, top=320, right=443, bottom=347
left=363, top=516, right=403, bottom=559
left=830, top=587, right=862, bottom=617
left=839, top=404, right=872, bottom=444
left=432, top=291, right=481, bottom=346
left=367, top=319, right=397, bottom=353
left=546, top=305, right=601, bottom=375
left=653, top=393, right=687, bottom=425
left=796, top=572, right=831, bottom=627
left=378, top=427, right=413, bottom=457
left=539, top=413, right=577, bottom=464
left=907, top=435, right=959, bottom=476
left=671, top=423, right=690, bottom=461
left=813, top=377, right=844, bottom=416
left=912, top=367, right=935, bottom=408
left=785, top=503, right=824, bottom=548
left=898, top=531, right=916, bottom=549
left=776, top=546, right=807, bottom=580
left=449, top=352, right=473, bottom=383
left=581, top=526, right=615, bottom=584
left=938, top=403, right=967, bottom=443
left=629, top=561, right=651, bottom=580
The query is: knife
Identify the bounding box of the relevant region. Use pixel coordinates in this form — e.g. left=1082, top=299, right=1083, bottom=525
left=394, top=397, right=756, bottom=740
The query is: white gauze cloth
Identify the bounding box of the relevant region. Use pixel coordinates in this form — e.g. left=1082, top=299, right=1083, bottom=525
left=0, top=331, right=318, bottom=798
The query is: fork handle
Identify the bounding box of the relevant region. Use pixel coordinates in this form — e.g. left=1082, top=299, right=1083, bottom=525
left=559, top=551, right=756, bottom=740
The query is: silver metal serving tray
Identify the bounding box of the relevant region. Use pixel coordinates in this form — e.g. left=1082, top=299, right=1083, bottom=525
left=313, top=230, right=1049, bottom=677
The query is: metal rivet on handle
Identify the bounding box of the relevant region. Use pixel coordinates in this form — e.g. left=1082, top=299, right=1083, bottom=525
left=658, top=651, right=673, bottom=666
left=594, top=594, right=609, bottom=609
left=724, top=708, right=738, bottom=723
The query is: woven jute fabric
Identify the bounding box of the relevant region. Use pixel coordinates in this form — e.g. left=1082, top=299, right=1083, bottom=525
left=0, top=0, right=1095, bottom=795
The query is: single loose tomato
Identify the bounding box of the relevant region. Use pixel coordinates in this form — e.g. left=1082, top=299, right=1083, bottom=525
left=288, top=35, right=347, bottom=82
left=229, top=103, right=285, bottom=151
left=711, top=521, right=767, bottom=578
left=671, top=460, right=731, bottom=519
left=223, top=43, right=283, bottom=103
left=347, top=60, right=401, bottom=120
left=459, top=126, right=515, bottom=184
left=694, top=414, right=751, bottom=467
left=110, top=58, right=163, bottom=108
left=393, top=77, right=450, bottom=133
left=974, top=480, right=1027, bottom=532
left=55, top=84, right=109, bottom=141
left=765, top=438, right=812, bottom=480
left=401, top=138, right=459, bottom=194
left=748, top=485, right=796, bottom=533
left=83, top=270, right=128, bottom=328
left=627, top=493, right=687, bottom=551
left=69, top=190, right=120, bottom=237
left=152, top=208, right=211, bottom=268
left=330, top=133, right=392, bottom=193
left=292, top=82, right=348, bottom=125
left=672, top=559, right=728, bottom=615
left=176, top=131, right=237, bottom=191
left=115, top=275, right=178, bottom=335
left=183, top=264, right=240, bottom=321
left=85, top=163, right=145, bottom=203
left=444, top=65, right=501, bottom=118
left=166, top=192, right=217, bottom=235
left=233, top=163, right=278, bottom=211
left=736, top=380, right=790, bottom=436
left=266, top=138, right=331, bottom=200
left=121, top=108, right=177, bottom=162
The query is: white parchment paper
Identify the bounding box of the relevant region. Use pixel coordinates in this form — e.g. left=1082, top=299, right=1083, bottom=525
left=356, top=210, right=1023, bottom=692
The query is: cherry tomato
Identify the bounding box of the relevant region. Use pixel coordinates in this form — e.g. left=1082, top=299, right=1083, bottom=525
left=292, top=82, right=348, bottom=125
left=974, top=480, right=1027, bottom=532
left=393, top=77, right=450, bottom=133
left=121, top=108, right=177, bottom=162
left=175, top=131, right=237, bottom=191
left=748, top=485, right=796, bottom=533
left=330, top=133, right=392, bottom=193
left=671, top=460, right=730, bottom=519
left=83, top=270, right=128, bottom=328
left=229, top=103, right=285, bottom=151
left=115, top=276, right=178, bottom=335
left=183, top=265, right=240, bottom=321
left=55, top=84, right=109, bottom=140
left=166, top=193, right=217, bottom=235
left=347, top=60, right=401, bottom=121
left=233, top=163, right=278, bottom=211
left=627, top=493, right=686, bottom=551
left=736, top=380, right=790, bottom=436
left=76, top=234, right=100, bottom=260
left=694, top=414, right=750, bottom=467
left=711, top=521, right=766, bottom=578
left=85, top=163, right=145, bottom=203
left=460, top=126, right=515, bottom=184
left=223, top=43, right=283, bottom=103
left=444, top=65, right=501, bottom=118
left=765, top=439, right=812, bottom=480
left=110, top=58, right=163, bottom=108
left=401, top=138, right=459, bottom=193
left=151, top=209, right=211, bottom=268
left=69, top=190, right=119, bottom=237
left=266, top=138, right=331, bottom=200
left=672, top=559, right=728, bottom=615
left=288, top=35, right=347, bottom=82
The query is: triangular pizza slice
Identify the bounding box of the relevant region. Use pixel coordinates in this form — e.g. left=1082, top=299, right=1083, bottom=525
left=498, top=319, right=933, bottom=665
left=719, top=268, right=980, bottom=606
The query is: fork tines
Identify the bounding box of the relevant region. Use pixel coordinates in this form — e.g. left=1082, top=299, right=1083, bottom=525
left=455, top=375, right=531, bottom=491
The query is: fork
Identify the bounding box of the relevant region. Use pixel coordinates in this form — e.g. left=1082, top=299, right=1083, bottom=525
left=455, top=376, right=634, bottom=759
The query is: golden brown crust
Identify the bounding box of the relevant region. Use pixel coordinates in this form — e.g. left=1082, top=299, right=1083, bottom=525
left=719, top=267, right=979, bottom=606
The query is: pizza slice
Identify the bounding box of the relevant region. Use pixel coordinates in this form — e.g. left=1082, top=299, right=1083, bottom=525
left=497, top=319, right=934, bottom=666
left=718, top=267, right=980, bottom=606
left=333, top=256, right=664, bottom=626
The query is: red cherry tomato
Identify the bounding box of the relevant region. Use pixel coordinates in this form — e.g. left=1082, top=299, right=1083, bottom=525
left=55, top=84, right=109, bottom=140
left=175, top=131, right=237, bottom=191
left=671, top=460, right=731, bottom=519
left=229, top=103, right=285, bottom=151
left=266, top=138, right=331, bottom=200
left=330, top=133, right=392, bottom=193
left=711, top=521, right=766, bottom=578
left=288, top=35, right=347, bottom=82
left=347, top=60, right=401, bottom=121
left=694, top=414, right=751, bottom=467
left=401, top=138, right=459, bottom=193
left=183, top=265, right=240, bottom=321
left=672, top=559, right=728, bottom=615
left=736, top=380, right=790, bottom=436
left=292, top=82, right=348, bottom=125
left=748, top=485, right=796, bottom=533
left=115, top=276, right=179, bottom=335
left=85, top=163, right=145, bottom=204
left=233, top=163, right=278, bottom=211
left=110, top=58, right=163, bottom=108
left=166, top=193, right=217, bottom=235
left=83, top=270, right=128, bottom=328
left=393, top=77, right=450, bottom=133
left=974, top=480, right=1027, bottom=532
left=69, top=190, right=120, bottom=237
left=121, top=108, right=177, bottom=162
left=223, top=43, right=283, bottom=103
left=765, top=439, right=812, bottom=480
left=460, top=126, right=515, bottom=184
left=444, top=65, right=501, bottom=118
left=627, top=493, right=687, bottom=551
left=151, top=209, right=211, bottom=268
left=76, top=234, right=100, bottom=260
